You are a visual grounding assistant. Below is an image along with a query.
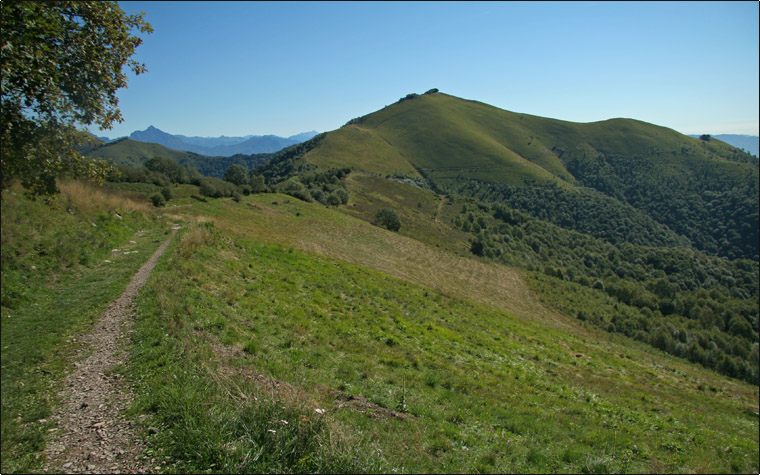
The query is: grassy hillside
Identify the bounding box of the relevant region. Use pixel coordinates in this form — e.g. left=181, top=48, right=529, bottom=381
left=303, top=92, right=751, bottom=184
left=251, top=123, right=760, bottom=385
left=86, top=138, right=270, bottom=178
left=3, top=91, right=758, bottom=474
left=293, top=91, right=758, bottom=260
left=86, top=138, right=204, bottom=167
left=134, top=194, right=758, bottom=473
left=309, top=93, right=568, bottom=185
left=1, top=181, right=168, bottom=473
left=2, top=179, right=757, bottom=473
left=307, top=126, right=422, bottom=177
left=334, top=166, right=759, bottom=381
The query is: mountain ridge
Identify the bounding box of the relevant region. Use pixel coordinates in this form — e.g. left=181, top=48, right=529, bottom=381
left=128, top=126, right=319, bottom=156
left=85, top=138, right=271, bottom=178
left=92, top=127, right=320, bottom=156
left=688, top=134, right=759, bottom=157
left=260, top=90, right=757, bottom=260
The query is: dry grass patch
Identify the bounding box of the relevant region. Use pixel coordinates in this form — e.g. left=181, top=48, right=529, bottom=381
left=58, top=179, right=151, bottom=215
left=181, top=194, right=579, bottom=333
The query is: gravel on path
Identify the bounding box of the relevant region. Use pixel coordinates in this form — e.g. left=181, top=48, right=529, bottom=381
left=43, top=227, right=179, bottom=474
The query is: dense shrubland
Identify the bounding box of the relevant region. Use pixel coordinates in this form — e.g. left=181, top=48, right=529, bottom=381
left=108, top=156, right=239, bottom=201
left=440, top=180, right=688, bottom=249
left=252, top=134, right=352, bottom=206
left=561, top=148, right=759, bottom=260
left=105, top=138, right=352, bottom=208
left=450, top=200, right=759, bottom=383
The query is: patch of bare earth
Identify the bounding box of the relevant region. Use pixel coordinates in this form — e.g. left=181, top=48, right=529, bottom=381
left=43, top=228, right=179, bottom=474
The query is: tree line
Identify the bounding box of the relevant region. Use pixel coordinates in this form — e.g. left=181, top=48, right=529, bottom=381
left=108, top=152, right=352, bottom=208
left=451, top=200, right=758, bottom=383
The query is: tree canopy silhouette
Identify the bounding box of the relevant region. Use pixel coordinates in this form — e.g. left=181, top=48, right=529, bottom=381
left=1, top=1, right=152, bottom=196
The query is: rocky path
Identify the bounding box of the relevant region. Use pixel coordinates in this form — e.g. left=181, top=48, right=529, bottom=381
left=43, top=227, right=179, bottom=474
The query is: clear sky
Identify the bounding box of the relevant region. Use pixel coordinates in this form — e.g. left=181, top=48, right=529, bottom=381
left=94, top=1, right=759, bottom=139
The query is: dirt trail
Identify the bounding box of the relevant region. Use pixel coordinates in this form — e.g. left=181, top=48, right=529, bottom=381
left=434, top=195, right=446, bottom=225
left=43, top=227, right=179, bottom=474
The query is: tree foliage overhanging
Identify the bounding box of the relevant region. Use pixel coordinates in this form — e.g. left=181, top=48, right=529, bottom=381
left=1, top=1, right=152, bottom=196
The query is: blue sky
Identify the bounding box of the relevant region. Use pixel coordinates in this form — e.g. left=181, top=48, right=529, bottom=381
left=95, top=1, right=759, bottom=139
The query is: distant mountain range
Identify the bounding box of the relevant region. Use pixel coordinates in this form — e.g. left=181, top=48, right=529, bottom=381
left=94, top=127, right=320, bottom=156
left=688, top=134, right=758, bottom=157
left=91, top=128, right=757, bottom=158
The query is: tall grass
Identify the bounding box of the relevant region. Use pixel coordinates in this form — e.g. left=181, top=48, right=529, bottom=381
left=58, top=179, right=151, bottom=215
left=2, top=180, right=151, bottom=274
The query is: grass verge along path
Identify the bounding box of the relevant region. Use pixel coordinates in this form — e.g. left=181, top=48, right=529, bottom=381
left=42, top=227, right=179, bottom=474
left=1, top=213, right=168, bottom=473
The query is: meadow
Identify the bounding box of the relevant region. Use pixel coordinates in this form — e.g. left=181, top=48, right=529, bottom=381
left=130, top=191, right=758, bottom=473
left=2, top=179, right=757, bottom=473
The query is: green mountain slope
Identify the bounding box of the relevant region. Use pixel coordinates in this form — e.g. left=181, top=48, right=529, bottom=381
left=86, top=138, right=270, bottom=178
left=310, top=93, right=569, bottom=185
left=291, top=91, right=758, bottom=259
left=4, top=91, right=758, bottom=474
left=249, top=91, right=757, bottom=385
left=2, top=178, right=757, bottom=473
left=86, top=137, right=204, bottom=167
left=308, top=92, right=753, bottom=183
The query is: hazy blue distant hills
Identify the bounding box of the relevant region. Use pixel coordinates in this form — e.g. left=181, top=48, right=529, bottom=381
left=287, top=131, right=322, bottom=142
left=203, top=134, right=303, bottom=156
left=87, top=134, right=116, bottom=144
left=130, top=126, right=190, bottom=151
left=173, top=134, right=256, bottom=148
left=126, top=126, right=319, bottom=156
left=689, top=134, right=758, bottom=157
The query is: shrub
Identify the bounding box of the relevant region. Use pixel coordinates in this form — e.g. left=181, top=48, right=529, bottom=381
left=470, top=239, right=484, bottom=256
left=325, top=192, right=341, bottom=207
left=311, top=189, right=326, bottom=204
left=145, top=156, right=190, bottom=183
left=224, top=164, right=249, bottom=186
left=375, top=208, right=401, bottom=232
left=199, top=177, right=237, bottom=198
left=333, top=188, right=349, bottom=205
left=199, top=180, right=217, bottom=198
left=277, top=179, right=313, bottom=202
left=249, top=174, right=267, bottom=193
left=161, top=186, right=173, bottom=201
left=150, top=193, right=165, bottom=207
